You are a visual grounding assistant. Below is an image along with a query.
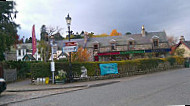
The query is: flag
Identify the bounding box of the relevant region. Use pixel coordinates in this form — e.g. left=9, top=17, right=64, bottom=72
left=32, top=25, right=37, bottom=55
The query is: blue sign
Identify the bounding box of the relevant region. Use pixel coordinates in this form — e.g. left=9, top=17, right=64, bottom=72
left=145, top=48, right=171, bottom=53
left=99, top=63, right=118, bottom=76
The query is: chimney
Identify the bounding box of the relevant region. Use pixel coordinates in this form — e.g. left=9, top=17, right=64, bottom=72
left=83, top=32, right=89, bottom=48
left=141, top=25, right=146, bottom=37
left=180, top=36, right=185, bottom=42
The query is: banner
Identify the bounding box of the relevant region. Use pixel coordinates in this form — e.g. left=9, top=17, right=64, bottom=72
left=99, top=63, right=118, bottom=75
left=32, top=25, right=37, bottom=55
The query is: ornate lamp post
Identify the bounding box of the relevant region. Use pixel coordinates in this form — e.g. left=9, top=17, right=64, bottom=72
left=65, top=14, right=73, bottom=82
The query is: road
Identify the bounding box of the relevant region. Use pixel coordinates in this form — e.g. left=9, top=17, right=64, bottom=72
left=6, top=68, right=190, bottom=106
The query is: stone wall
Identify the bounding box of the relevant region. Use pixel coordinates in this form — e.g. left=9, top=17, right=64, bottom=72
left=78, top=62, right=184, bottom=81
left=3, top=69, right=17, bottom=82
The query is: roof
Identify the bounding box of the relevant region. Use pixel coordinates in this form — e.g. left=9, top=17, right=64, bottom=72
left=85, top=31, right=168, bottom=47
left=17, top=43, right=40, bottom=50
left=183, top=41, right=190, bottom=49
left=170, top=41, right=190, bottom=54
left=22, top=54, right=36, bottom=60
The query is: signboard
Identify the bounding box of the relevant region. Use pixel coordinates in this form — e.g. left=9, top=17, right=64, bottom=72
left=64, top=42, right=77, bottom=46
left=51, top=62, right=55, bottom=72
left=98, top=52, right=120, bottom=56
left=120, top=50, right=145, bottom=54
left=99, top=63, right=118, bottom=76
left=63, top=46, right=78, bottom=52
left=62, top=41, right=78, bottom=53
left=53, top=45, right=57, bottom=54
left=145, top=48, right=171, bottom=53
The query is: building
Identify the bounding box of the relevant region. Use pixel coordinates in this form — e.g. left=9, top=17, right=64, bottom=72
left=56, top=26, right=171, bottom=61
left=12, top=26, right=171, bottom=62
left=85, top=26, right=170, bottom=61
left=171, top=36, right=190, bottom=58
left=16, top=43, right=42, bottom=61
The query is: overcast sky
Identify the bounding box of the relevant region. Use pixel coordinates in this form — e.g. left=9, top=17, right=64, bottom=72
left=14, top=0, right=190, bottom=40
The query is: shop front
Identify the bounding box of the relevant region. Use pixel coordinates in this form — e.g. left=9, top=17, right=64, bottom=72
left=96, top=48, right=171, bottom=61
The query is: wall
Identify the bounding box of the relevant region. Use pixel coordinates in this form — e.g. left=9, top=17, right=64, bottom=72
left=178, top=44, right=190, bottom=58
left=3, top=69, right=17, bottom=82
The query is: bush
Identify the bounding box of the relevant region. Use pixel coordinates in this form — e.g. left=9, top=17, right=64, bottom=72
left=166, top=57, right=176, bottom=66
left=30, top=62, right=51, bottom=79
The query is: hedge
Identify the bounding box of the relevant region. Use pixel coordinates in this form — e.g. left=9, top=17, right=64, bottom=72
left=1, top=56, right=185, bottom=80
left=29, top=56, right=185, bottom=79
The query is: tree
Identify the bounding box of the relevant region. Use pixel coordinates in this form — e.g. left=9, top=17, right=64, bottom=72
left=71, top=47, right=90, bottom=62
left=40, top=25, right=48, bottom=41
left=167, top=35, right=178, bottom=46
left=92, top=33, right=109, bottom=38
left=53, top=32, right=64, bottom=40
left=38, top=40, right=50, bottom=62
left=110, top=29, right=121, bottom=36
left=88, top=32, right=94, bottom=38
left=0, top=1, right=19, bottom=60
left=47, top=26, right=63, bottom=36
left=175, top=48, right=185, bottom=57
left=80, top=31, right=84, bottom=35
left=125, top=32, right=131, bottom=35
left=25, top=37, right=32, bottom=43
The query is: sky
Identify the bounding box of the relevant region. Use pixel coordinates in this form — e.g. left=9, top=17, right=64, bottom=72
left=14, top=0, right=190, bottom=41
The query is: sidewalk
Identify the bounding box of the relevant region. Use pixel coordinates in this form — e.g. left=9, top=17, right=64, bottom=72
left=7, top=68, right=182, bottom=92
left=6, top=78, right=121, bottom=92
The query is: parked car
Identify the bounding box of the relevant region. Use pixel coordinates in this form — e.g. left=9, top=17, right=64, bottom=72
left=0, top=78, right=6, bottom=94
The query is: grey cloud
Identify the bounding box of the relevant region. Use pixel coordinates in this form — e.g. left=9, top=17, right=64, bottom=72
left=16, top=0, right=190, bottom=40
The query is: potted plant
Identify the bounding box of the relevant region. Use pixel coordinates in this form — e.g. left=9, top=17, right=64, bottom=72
left=55, top=70, right=66, bottom=84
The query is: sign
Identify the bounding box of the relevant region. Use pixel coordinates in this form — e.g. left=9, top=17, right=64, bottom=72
left=51, top=62, right=55, bottom=72
left=99, top=63, right=118, bottom=76
left=62, top=41, right=78, bottom=53
left=120, top=50, right=145, bottom=54
left=63, top=46, right=78, bottom=53
left=65, top=42, right=77, bottom=46
left=98, top=52, right=120, bottom=56
left=145, top=48, right=171, bottom=53
left=53, top=45, right=57, bottom=54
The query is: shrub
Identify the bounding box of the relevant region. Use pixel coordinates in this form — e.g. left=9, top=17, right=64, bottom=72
left=173, top=56, right=185, bottom=65
left=166, top=57, right=176, bottom=66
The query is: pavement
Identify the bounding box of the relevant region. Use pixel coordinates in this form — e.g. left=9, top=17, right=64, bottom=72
left=0, top=77, right=123, bottom=106
left=5, top=68, right=182, bottom=92
left=6, top=78, right=121, bottom=92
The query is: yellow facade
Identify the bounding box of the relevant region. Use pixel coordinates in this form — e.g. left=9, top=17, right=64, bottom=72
left=177, top=44, right=190, bottom=58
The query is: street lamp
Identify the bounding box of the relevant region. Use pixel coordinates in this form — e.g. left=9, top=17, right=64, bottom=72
left=50, top=35, right=55, bottom=84
left=65, top=14, right=73, bottom=82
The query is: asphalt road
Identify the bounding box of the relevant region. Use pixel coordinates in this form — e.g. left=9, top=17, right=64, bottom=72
left=9, top=68, right=190, bottom=106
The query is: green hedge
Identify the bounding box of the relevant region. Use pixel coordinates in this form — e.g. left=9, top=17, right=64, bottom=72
left=30, top=56, right=184, bottom=78
left=1, top=56, right=185, bottom=80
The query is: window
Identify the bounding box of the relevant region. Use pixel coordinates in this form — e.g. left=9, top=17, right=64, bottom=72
left=152, top=35, right=159, bottom=47
left=111, top=43, right=116, bottom=50
left=23, top=50, right=25, bottom=56
left=153, top=40, right=158, bottom=47
left=18, top=50, right=21, bottom=56
left=128, top=41, right=134, bottom=49
left=129, top=41, right=133, bottom=46
left=94, top=44, right=98, bottom=50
